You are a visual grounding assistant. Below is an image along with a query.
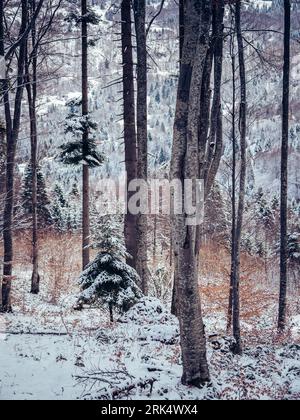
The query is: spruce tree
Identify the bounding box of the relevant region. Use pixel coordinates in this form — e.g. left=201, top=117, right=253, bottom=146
left=61, top=3, right=104, bottom=270
left=76, top=215, right=142, bottom=322
left=51, top=184, right=69, bottom=231
left=288, top=232, right=300, bottom=264
left=21, top=164, right=52, bottom=228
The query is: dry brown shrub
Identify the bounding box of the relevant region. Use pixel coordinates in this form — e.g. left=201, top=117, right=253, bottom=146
left=39, top=232, right=82, bottom=303
left=199, top=241, right=296, bottom=335
left=1, top=231, right=82, bottom=305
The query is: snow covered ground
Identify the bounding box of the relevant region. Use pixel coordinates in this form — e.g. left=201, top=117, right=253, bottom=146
left=0, top=290, right=299, bottom=400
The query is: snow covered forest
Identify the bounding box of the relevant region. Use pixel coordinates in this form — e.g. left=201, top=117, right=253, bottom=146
left=0, top=0, right=299, bottom=401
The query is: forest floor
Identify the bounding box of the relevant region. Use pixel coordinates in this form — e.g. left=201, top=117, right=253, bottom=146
left=0, top=235, right=299, bottom=400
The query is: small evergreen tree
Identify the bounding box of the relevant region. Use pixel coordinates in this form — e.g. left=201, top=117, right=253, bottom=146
left=59, top=98, right=104, bottom=168
left=21, top=163, right=52, bottom=227
left=76, top=215, right=142, bottom=321
left=70, top=182, right=80, bottom=198
left=51, top=184, right=69, bottom=231
left=287, top=232, right=300, bottom=265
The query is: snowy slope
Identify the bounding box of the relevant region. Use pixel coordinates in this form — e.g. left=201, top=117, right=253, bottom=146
left=15, top=0, right=300, bottom=202
left=0, top=296, right=299, bottom=400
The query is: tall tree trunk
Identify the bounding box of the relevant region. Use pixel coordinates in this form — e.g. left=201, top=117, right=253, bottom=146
left=0, top=123, right=5, bottom=196
left=171, top=0, right=185, bottom=317
left=133, top=0, right=149, bottom=294
left=278, top=0, right=291, bottom=331
left=1, top=0, right=28, bottom=312
left=227, top=19, right=236, bottom=334
left=179, top=0, right=185, bottom=62
left=172, top=0, right=224, bottom=317
left=25, top=0, right=40, bottom=295
left=82, top=0, right=90, bottom=269
left=171, top=0, right=212, bottom=387
left=121, top=0, right=138, bottom=270
left=205, top=0, right=225, bottom=194
left=229, top=1, right=247, bottom=355
left=227, top=50, right=237, bottom=334
left=0, top=8, right=5, bottom=198
left=227, top=174, right=236, bottom=333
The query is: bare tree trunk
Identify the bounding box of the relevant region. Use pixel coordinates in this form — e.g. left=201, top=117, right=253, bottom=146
left=171, top=0, right=185, bottom=317
left=171, top=0, right=212, bottom=387
left=234, top=0, right=247, bottom=355
left=227, top=22, right=236, bottom=334
left=109, top=302, right=114, bottom=323
left=121, top=0, right=138, bottom=270
left=0, top=16, right=5, bottom=198
left=133, top=0, right=149, bottom=294
left=1, top=0, right=28, bottom=312
left=228, top=1, right=247, bottom=355
left=179, top=0, right=185, bottom=62
left=0, top=123, right=5, bottom=196
left=82, top=0, right=90, bottom=269
left=278, top=0, right=291, bottom=332
left=153, top=214, right=157, bottom=266
left=25, top=0, right=40, bottom=295
left=172, top=0, right=224, bottom=317
left=205, top=0, right=225, bottom=194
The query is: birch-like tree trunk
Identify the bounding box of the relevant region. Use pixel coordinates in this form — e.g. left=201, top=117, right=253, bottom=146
left=278, top=0, right=291, bottom=331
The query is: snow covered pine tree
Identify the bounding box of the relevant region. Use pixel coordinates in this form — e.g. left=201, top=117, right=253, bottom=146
left=76, top=216, right=142, bottom=322
left=21, top=163, right=52, bottom=227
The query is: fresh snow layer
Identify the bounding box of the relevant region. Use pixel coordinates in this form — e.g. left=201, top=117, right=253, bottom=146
left=0, top=296, right=299, bottom=400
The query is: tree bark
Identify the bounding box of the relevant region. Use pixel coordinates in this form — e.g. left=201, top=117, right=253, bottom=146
left=82, top=0, right=90, bottom=269
left=205, top=0, right=225, bottom=195
left=170, top=0, right=212, bottom=387
left=1, top=0, right=28, bottom=312
left=121, top=0, right=138, bottom=271
left=228, top=1, right=247, bottom=355
left=0, top=124, right=5, bottom=197
left=133, top=0, right=149, bottom=294
left=171, top=0, right=186, bottom=317
left=0, top=3, right=5, bottom=197
left=172, top=0, right=225, bottom=317
left=109, top=302, right=114, bottom=323
left=227, top=10, right=236, bottom=335
left=179, top=0, right=185, bottom=62
left=25, top=0, right=40, bottom=295
left=278, top=0, right=291, bottom=332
